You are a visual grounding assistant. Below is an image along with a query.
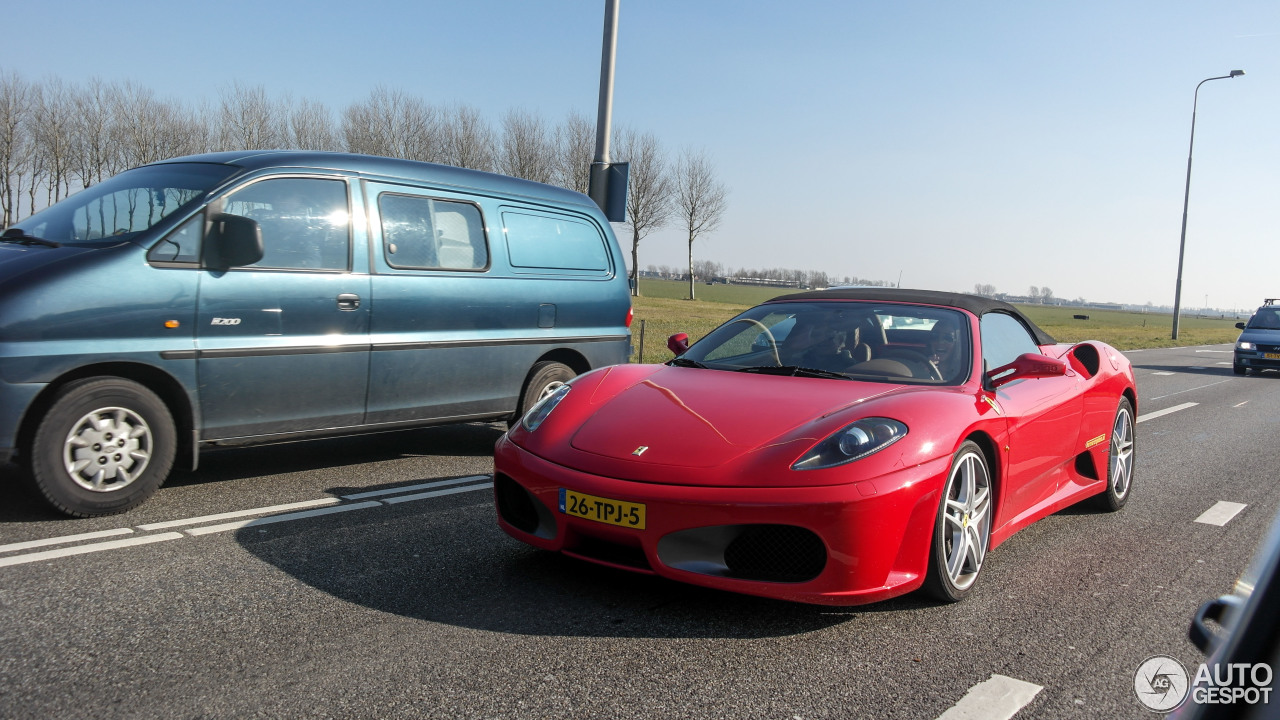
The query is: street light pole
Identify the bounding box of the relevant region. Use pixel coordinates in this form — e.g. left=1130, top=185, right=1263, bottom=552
left=1172, top=70, right=1244, bottom=340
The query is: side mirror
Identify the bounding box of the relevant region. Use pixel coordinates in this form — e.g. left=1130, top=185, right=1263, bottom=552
left=204, top=213, right=263, bottom=270
left=1236, top=322, right=1246, bottom=330
left=667, top=332, right=690, bottom=355
left=986, top=353, right=1067, bottom=388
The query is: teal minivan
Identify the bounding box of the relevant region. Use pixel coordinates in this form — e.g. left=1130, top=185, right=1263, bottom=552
left=0, top=151, right=632, bottom=516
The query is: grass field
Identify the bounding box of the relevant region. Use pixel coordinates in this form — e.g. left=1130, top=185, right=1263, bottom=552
left=627, top=279, right=1241, bottom=363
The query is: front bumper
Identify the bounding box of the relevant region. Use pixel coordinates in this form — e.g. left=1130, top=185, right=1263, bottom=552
left=493, top=434, right=949, bottom=606
left=1235, top=349, right=1280, bottom=370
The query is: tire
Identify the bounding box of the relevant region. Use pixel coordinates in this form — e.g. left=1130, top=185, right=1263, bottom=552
left=1093, top=397, right=1135, bottom=512
left=921, top=441, right=992, bottom=603
left=510, top=362, right=576, bottom=428
left=1233, top=362, right=1247, bottom=376
left=28, top=378, right=176, bottom=517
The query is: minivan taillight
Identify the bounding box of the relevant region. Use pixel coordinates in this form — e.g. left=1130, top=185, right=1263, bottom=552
left=625, top=306, right=634, bottom=328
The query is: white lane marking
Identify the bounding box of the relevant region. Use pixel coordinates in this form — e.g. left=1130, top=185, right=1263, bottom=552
left=1149, top=379, right=1231, bottom=401
left=1235, top=401, right=1249, bottom=408
left=1137, top=402, right=1198, bottom=424
left=185, top=501, right=384, bottom=536
left=0, top=527, right=134, bottom=555
left=137, top=498, right=340, bottom=530
left=935, top=674, right=1043, bottom=720
left=382, top=482, right=493, bottom=505
left=342, top=475, right=490, bottom=500
left=1216, top=362, right=1233, bottom=366
left=0, top=532, right=184, bottom=568
left=1196, top=501, right=1247, bottom=526
left=1152, top=371, right=1175, bottom=376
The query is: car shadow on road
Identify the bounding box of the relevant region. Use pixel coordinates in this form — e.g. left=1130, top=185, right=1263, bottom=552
left=164, top=422, right=506, bottom=488
left=0, top=423, right=507, bottom=522
left=235, top=498, right=940, bottom=640
left=1129, top=363, right=1237, bottom=375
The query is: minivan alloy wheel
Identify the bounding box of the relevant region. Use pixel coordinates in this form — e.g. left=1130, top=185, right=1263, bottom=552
left=62, top=406, right=152, bottom=491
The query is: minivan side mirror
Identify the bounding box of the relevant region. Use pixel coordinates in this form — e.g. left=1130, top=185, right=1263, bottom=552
left=986, top=352, right=1067, bottom=388
left=1236, top=322, right=1247, bottom=330
left=204, top=213, right=263, bottom=270
left=668, top=332, right=690, bottom=355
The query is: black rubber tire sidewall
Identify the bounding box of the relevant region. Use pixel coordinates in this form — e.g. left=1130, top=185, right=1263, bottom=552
left=29, top=378, right=176, bottom=517
left=512, top=362, right=577, bottom=425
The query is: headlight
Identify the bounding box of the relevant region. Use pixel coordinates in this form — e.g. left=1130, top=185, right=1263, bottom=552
left=792, top=418, right=908, bottom=470
left=1238, top=342, right=1254, bottom=350
left=521, top=384, right=572, bottom=432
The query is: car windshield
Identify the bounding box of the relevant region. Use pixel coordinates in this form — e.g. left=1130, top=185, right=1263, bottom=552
left=1246, top=308, right=1280, bottom=330
left=4, top=162, right=238, bottom=246
left=677, top=301, right=972, bottom=385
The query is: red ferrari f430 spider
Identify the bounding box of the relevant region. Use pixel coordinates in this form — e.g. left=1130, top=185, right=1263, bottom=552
left=494, top=289, right=1137, bottom=605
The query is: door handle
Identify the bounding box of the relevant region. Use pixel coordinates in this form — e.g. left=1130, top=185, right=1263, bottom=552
left=337, top=293, right=361, bottom=311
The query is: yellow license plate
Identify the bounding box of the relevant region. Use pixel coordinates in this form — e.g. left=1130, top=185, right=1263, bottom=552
left=1265, top=353, right=1280, bottom=360
left=559, top=489, right=646, bottom=529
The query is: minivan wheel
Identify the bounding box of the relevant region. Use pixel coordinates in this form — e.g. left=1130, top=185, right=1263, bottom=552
left=511, top=362, right=576, bottom=428
left=28, top=378, right=176, bottom=517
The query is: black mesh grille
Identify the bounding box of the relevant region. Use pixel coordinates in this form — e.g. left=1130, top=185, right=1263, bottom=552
left=723, top=525, right=826, bottom=583
left=569, top=536, right=651, bottom=571
left=494, top=475, right=539, bottom=534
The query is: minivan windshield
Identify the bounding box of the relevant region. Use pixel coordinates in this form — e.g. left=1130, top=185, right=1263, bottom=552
left=4, top=163, right=238, bottom=246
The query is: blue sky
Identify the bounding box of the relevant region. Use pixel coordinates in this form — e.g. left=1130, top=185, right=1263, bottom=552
left=4, top=1, right=1278, bottom=309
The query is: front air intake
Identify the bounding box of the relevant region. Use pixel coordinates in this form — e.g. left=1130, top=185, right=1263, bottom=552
left=723, top=525, right=827, bottom=583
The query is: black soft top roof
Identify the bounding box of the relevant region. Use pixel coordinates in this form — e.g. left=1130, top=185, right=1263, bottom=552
left=770, top=288, right=1057, bottom=345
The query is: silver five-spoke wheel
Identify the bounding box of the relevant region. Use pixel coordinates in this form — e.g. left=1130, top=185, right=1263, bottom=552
left=1095, top=397, right=1135, bottom=512
left=923, top=440, right=992, bottom=602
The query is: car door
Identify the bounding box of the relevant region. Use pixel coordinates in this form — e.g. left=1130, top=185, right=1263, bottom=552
left=363, top=184, right=513, bottom=424
left=981, top=311, right=1084, bottom=524
left=195, top=176, right=371, bottom=440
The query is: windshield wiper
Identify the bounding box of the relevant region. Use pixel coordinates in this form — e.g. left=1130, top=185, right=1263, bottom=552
left=0, top=229, right=61, bottom=248
left=669, top=357, right=709, bottom=369
left=735, top=365, right=850, bottom=380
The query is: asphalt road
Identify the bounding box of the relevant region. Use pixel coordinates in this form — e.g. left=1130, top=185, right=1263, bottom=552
left=1, top=343, right=1277, bottom=719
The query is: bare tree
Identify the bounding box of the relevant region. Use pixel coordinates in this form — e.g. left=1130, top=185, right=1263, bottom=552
left=443, top=103, right=495, bottom=171
left=70, top=78, right=119, bottom=188
left=285, top=96, right=339, bottom=151
left=31, top=78, right=76, bottom=204
left=675, top=148, right=728, bottom=300
left=110, top=82, right=206, bottom=169
left=216, top=82, right=286, bottom=150
left=341, top=86, right=443, bottom=161
left=0, top=72, right=33, bottom=225
left=614, top=128, right=672, bottom=296
left=553, top=110, right=594, bottom=194
left=497, top=108, right=555, bottom=183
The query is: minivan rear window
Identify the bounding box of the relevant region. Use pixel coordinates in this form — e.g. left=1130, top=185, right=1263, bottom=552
left=502, top=211, right=609, bottom=272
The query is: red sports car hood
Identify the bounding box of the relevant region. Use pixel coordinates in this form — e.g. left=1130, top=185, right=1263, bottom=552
left=568, top=366, right=903, bottom=469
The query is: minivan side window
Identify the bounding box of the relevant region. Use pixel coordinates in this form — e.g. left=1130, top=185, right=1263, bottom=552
left=147, top=213, right=204, bottom=264
left=379, top=194, right=488, bottom=271
left=980, top=312, right=1041, bottom=372
left=222, top=178, right=350, bottom=270
left=502, top=211, right=609, bottom=273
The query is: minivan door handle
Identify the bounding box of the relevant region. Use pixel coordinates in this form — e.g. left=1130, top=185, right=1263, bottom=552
left=337, top=293, right=361, bottom=311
